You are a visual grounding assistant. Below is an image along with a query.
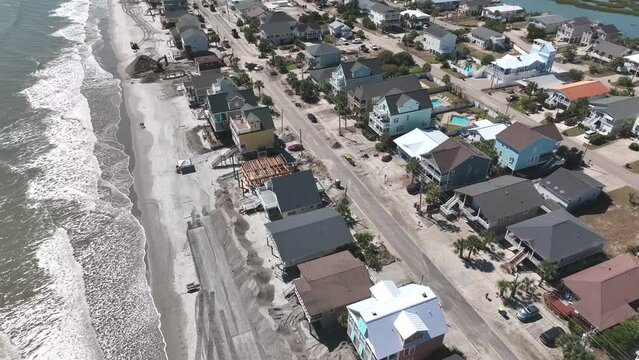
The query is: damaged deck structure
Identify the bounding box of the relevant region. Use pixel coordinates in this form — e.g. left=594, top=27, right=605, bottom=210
left=240, top=155, right=292, bottom=190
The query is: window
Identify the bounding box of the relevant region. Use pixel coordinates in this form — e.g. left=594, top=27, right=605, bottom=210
left=402, top=346, right=416, bottom=356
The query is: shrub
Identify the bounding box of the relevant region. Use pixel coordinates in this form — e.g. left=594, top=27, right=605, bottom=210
left=629, top=142, right=639, bottom=151
left=589, top=134, right=607, bottom=145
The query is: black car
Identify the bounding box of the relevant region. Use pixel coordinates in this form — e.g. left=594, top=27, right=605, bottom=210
left=307, top=113, right=317, bottom=123
left=231, top=29, right=240, bottom=38
left=539, top=327, right=565, bottom=347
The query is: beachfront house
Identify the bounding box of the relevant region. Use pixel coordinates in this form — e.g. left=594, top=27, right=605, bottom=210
left=369, top=88, right=434, bottom=137
left=440, top=176, right=547, bottom=231
left=582, top=96, right=639, bottom=135
left=294, top=22, right=322, bottom=41
left=545, top=80, right=609, bottom=110
left=469, top=27, right=506, bottom=50
left=633, top=115, right=639, bottom=137
left=194, top=54, right=224, bottom=72
left=369, top=3, right=401, bottom=29
left=588, top=40, right=632, bottom=65
left=505, top=209, right=605, bottom=269
left=264, top=170, right=323, bottom=219
left=624, top=53, right=639, bottom=74
left=293, top=251, right=371, bottom=328
left=259, top=12, right=298, bottom=46
left=534, top=167, right=603, bottom=212
left=485, top=39, right=556, bottom=87
left=400, top=9, right=431, bottom=29
left=229, top=105, right=276, bottom=156
left=555, top=17, right=592, bottom=44
left=205, top=88, right=258, bottom=133
left=420, top=138, right=491, bottom=192
left=241, top=3, right=272, bottom=22
left=458, top=0, right=492, bottom=16
left=183, top=70, right=224, bottom=106
left=347, top=281, right=447, bottom=360
left=330, top=58, right=384, bottom=92
left=494, top=122, right=562, bottom=172
left=562, top=254, right=639, bottom=331
left=528, top=14, right=567, bottom=33
left=265, top=207, right=354, bottom=274
left=348, top=75, right=422, bottom=113
left=580, top=24, right=621, bottom=47
left=430, top=0, right=459, bottom=10
left=329, top=20, right=352, bottom=38
left=422, top=25, right=457, bottom=55
left=481, top=4, right=524, bottom=22
left=304, top=43, right=341, bottom=69
left=394, top=129, right=449, bottom=161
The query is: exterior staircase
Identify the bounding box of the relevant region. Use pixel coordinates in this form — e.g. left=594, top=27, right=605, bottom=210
left=210, top=147, right=239, bottom=168
left=440, top=194, right=460, bottom=216
left=502, top=250, right=529, bottom=274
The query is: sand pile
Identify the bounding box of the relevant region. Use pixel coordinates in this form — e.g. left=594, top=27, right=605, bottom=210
left=126, top=55, right=160, bottom=76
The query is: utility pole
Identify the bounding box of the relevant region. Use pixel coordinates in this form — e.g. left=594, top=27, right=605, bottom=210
left=299, top=128, right=302, bottom=146
left=280, top=108, right=284, bottom=132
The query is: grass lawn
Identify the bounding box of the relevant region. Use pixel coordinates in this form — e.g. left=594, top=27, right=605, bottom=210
left=511, top=103, right=529, bottom=115
left=420, top=79, right=440, bottom=88
left=466, top=107, right=496, bottom=121
left=576, top=186, right=639, bottom=256
left=442, top=68, right=463, bottom=79
left=563, top=126, right=586, bottom=136
left=581, top=59, right=616, bottom=77
left=626, top=160, right=639, bottom=174
left=409, top=65, right=422, bottom=74
left=286, top=63, right=298, bottom=71
left=450, top=18, right=480, bottom=27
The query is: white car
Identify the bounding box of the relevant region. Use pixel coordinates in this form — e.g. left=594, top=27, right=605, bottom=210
left=352, top=37, right=362, bottom=44
left=371, top=44, right=379, bottom=51
left=340, top=37, right=348, bottom=44
left=584, top=130, right=596, bottom=139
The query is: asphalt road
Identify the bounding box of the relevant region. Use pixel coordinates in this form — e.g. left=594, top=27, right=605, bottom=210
left=198, top=6, right=527, bottom=359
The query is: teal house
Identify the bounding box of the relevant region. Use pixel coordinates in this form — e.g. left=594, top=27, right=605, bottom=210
left=369, top=88, right=433, bottom=136
left=330, top=58, right=383, bottom=92
left=494, top=122, right=562, bottom=171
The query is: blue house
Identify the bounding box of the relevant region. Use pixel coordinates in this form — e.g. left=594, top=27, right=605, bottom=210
left=494, top=122, right=562, bottom=171
left=369, top=88, right=433, bottom=137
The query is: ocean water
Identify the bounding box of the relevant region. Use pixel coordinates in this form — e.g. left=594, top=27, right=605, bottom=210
left=0, top=0, right=166, bottom=359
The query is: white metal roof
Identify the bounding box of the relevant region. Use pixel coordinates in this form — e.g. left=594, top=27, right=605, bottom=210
left=393, top=129, right=449, bottom=159
left=347, top=282, right=447, bottom=359
left=493, top=53, right=545, bottom=70
left=393, top=311, right=428, bottom=340
left=624, top=53, right=639, bottom=64
left=469, top=121, right=507, bottom=141
left=484, top=4, right=523, bottom=12
left=400, top=9, right=431, bottom=20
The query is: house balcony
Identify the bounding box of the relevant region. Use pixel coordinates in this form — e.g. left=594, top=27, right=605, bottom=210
left=330, top=75, right=346, bottom=91
left=230, top=118, right=254, bottom=135
left=370, top=109, right=390, bottom=124
left=460, top=206, right=489, bottom=228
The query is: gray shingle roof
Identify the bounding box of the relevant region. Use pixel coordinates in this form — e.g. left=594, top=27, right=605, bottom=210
left=265, top=207, right=354, bottom=266
left=507, top=209, right=605, bottom=264
left=470, top=26, right=503, bottom=41
left=260, top=12, right=297, bottom=35
left=296, top=22, right=321, bottom=32
left=591, top=40, right=631, bottom=58
left=529, top=14, right=567, bottom=26
left=306, top=43, right=341, bottom=56
left=424, top=24, right=452, bottom=39
left=370, top=2, right=396, bottom=13
left=350, top=75, right=422, bottom=101
left=590, top=96, right=639, bottom=120
left=538, top=167, right=603, bottom=203
left=383, top=88, right=432, bottom=115
left=309, top=66, right=338, bottom=83
left=176, top=14, right=200, bottom=33
left=243, top=106, right=274, bottom=130
left=340, top=58, right=383, bottom=80
left=183, top=70, right=223, bottom=91
left=496, top=122, right=562, bottom=152
left=206, top=88, right=257, bottom=114
left=271, top=170, right=322, bottom=213
left=456, top=176, right=546, bottom=223
left=598, top=24, right=620, bottom=36
left=569, top=17, right=592, bottom=26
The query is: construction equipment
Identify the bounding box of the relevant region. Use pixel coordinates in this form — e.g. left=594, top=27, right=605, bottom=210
left=176, top=159, right=196, bottom=174
left=344, top=154, right=355, bottom=166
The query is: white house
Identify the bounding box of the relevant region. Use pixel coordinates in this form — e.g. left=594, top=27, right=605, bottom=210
left=582, top=96, right=639, bottom=135
left=369, top=2, right=401, bottom=28
left=632, top=115, right=639, bottom=137
left=422, top=25, right=457, bottom=55
left=328, top=20, right=352, bottom=38
left=485, top=39, right=556, bottom=87
left=461, top=119, right=507, bottom=142
left=393, top=128, right=448, bottom=160
left=347, top=281, right=447, bottom=360
left=481, top=4, right=524, bottom=21
left=469, top=26, right=507, bottom=50
left=369, top=89, right=434, bottom=137
left=400, top=9, right=431, bottom=29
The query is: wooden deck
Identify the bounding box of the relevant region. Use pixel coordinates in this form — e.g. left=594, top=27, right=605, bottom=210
left=240, top=155, right=291, bottom=190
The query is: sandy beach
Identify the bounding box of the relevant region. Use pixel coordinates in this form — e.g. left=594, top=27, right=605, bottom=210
left=107, top=1, right=212, bottom=358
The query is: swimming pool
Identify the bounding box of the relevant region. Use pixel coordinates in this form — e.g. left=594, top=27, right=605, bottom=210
left=450, top=115, right=470, bottom=126
left=464, top=64, right=473, bottom=72
left=432, top=99, right=443, bottom=108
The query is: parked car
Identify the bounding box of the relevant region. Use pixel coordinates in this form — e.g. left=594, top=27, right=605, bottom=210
left=539, top=327, right=565, bottom=347
left=352, top=37, right=362, bottom=44
left=506, top=94, right=519, bottom=102
left=307, top=113, right=317, bottom=123
left=371, top=44, right=379, bottom=51
left=340, top=37, right=348, bottom=44
left=253, top=64, right=263, bottom=71
left=584, top=130, right=596, bottom=139
left=231, top=29, right=240, bottom=38
left=287, top=143, right=304, bottom=151
left=516, top=305, right=541, bottom=322
left=381, top=154, right=392, bottom=162
left=344, top=154, right=355, bottom=166
left=360, top=44, right=369, bottom=53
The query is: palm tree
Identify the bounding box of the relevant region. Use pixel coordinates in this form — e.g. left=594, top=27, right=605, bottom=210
left=406, top=157, right=421, bottom=184
left=519, top=277, right=536, bottom=297
left=253, top=80, right=264, bottom=97
left=423, top=182, right=440, bottom=214
left=465, top=234, right=484, bottom=259
left=525, top=81, right=538, bottom=95
left=508, top=274, right=521, bottom=300
left=497, top=279, right=510, bottom=298
left=478, top=230, right=497, bottom=250
left=453, top=238, right=466, bottom=259
left=536, top=261, right=557, bottom=286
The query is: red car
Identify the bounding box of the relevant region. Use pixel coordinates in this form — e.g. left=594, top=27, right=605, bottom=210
left=287, top=143, right=304, bottom=151
left=381, top=154, right=392, bottom=162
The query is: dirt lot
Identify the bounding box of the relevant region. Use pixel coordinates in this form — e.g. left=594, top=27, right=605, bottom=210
left=576, top=186, right=639, bottom=256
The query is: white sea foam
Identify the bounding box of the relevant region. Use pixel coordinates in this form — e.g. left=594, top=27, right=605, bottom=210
left=0, top=331, right=20, bottom=360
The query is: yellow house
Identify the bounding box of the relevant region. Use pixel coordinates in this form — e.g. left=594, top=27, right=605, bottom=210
left=230, top=106, right=276, bottom=155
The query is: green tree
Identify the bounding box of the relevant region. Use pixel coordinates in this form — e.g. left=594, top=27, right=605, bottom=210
left=478, top=230, right=497, bottom=249
left=536, top=260, right=557, bottom=286
left=442, top=74, right=451, bottom=85
left=496, top=279, right=510, bottom=298
left=563, top=45, right=577, bottom=63
left=620, top=118, right=636, bottom=137
left=567, top=69, right=584, bottom=81
left=362, top=16, right=376, bottom=30
left=258, top=39, right=271, bottom=54
left=231, top=71, right=251, bottom=87
left=617, top=75, right=634, bottom=88
left=465, top=234, right=484, bottom=259
left=337, top=311, right=348, bottom=328
left=334, top=91, right=349, bottom=116
left=590, top=317, right=639, bottom=357
left=557, top=334, right=595, bottom=360
left=209, top=32, right=220, bottom=45
left=609, top=56, right=625, bottom=71
left=260, top=94, right=273, bottom=106
left=421, top=63, right=432, bottom=73
left=526, top=23, right=546, bottom=41
left=375, top=133, right=392, bottom=152
left=253, top=80, right=264, bottom=97
left=236, top=18, right=244, bottom=27
left=556, top=146, right=583, bottom=169
left=525, top=81, right=539, bottom=95
left=481, top=54, right=495, bottom=66
left=335, top=202, right=352, bottom=221
left=588, top=64, right=600, bottom=74
left=508, top=276, right=521, bottom=299
left=298, top=79, right=319, bottom=103
left=519, top=277, right=536, bottom=297
left=423, top=182, right=440, bottom=213
left=405, top=157, right=421, bottom=184
left=244, top=29, right=256, bottom=44
left=453, top=238, right=466, bottom=259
